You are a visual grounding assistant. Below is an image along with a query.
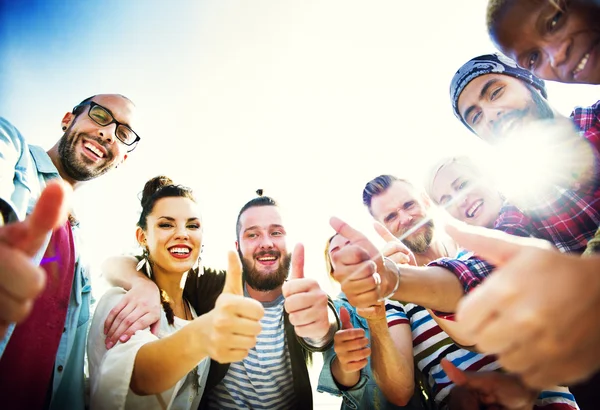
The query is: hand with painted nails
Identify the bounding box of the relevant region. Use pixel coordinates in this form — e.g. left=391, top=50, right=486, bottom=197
left=0, top=180, right=71, bottom=338
left=282, top=244, right=331, bottom=340
left=447, top=220, right=600, bottom=389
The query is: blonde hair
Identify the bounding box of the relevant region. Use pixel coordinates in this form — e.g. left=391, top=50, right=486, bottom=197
left=324, top=234, right=338, bottom=280
left=425, top=156, right=483, bottom=204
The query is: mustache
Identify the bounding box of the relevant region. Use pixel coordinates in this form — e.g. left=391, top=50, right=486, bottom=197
left=396, top=217, right=434, bottom=240
left=77, top=133, right=114, bottom=159
left=254, top=250, right=280, bottom=258
left=491, top=108, right=530, bottom=137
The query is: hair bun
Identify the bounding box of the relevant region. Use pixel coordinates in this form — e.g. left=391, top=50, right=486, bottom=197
left=141, top=175, right=174, bottom=208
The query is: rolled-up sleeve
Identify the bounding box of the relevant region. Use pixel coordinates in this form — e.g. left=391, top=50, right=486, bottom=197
left=0, top=117, right=23, bottom=223
left=427, top=256, right=496, bottom=294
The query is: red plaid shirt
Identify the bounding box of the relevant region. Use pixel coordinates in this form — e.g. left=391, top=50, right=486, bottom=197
left=431, top=101, right=600, bottom=294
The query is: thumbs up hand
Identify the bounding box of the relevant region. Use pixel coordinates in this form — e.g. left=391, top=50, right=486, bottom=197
left=0, top=180, right=71, bottom=338
left=329, top=217, right=400, bottom=309
left=206, top=251, right=264, bottom=363
left=222, top=250, right=245, bottom=295
left=282, top=243, right=330, bottom=339
left=374, top=221, right=417, bottom=266
left=333, top=307, right=370, bottom=375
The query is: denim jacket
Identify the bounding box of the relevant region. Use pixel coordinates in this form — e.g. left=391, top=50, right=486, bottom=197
left=0, top=117, right=91, bottom=410
left=317, top=294, right=425, bottom=410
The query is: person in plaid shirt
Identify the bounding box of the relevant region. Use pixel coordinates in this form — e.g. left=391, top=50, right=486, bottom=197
left=438, top=53, right=600, bottom=403
left=442, top=53, right=600, bottom=295
left=449, top=53, right=600, bottom=256
left=357, top=174, right=578, bottom=409
left=330, top=54, right=600, bottom=403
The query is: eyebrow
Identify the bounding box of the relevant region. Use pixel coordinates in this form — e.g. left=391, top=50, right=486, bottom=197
left=480, top=78, right=500, bottom=100
left=462, top=79, right=500, bottom=123
left=157, top=216, right=200, bottom=222
left=244, top=224, right=285, bottom=232
left=98, top=102, right=134, bottom=129
left=450, top=177, right=461, bottom=190
left=384, top=210, right=398, bottom=220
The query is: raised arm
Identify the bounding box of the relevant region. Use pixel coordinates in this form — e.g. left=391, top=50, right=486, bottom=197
left=369, top=302, right=414, bottom=406
left=386, top=264, right=465, bottom=313
left=329, top=306, right=369, bottom=389
left=330, top=216, right=466, bottom=314
left=0, top=119, right=70, bottom=347
left=90, top=251, right=264, bottom=398
left=131, top=251, right=264, bottom=394
left=0, top=181, right=70, bottom=340
left=283, top=244, right=340, bottom=351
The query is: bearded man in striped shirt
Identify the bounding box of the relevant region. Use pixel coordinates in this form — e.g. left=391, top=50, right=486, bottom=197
left=201, top=195, right=340, bottom=410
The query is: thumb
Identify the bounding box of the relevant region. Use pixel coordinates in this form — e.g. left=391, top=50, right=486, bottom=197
left=340, top=306, right=353, bottom=330
left=444, top=219, right=526, bottom=266
left=289, top=243, right=304, bottom=280
left=441, top=358, right=469, bottom=386
left=374, top=221, right=397, bottom=243
left=0, top=180, right=71, bottom=257
left=223, top=250, right=244, bottom=295
left=150, top=320, right=161, bottom=336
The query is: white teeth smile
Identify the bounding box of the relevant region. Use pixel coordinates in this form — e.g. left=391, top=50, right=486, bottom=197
left=466, top=200, right=483, bottom=218
left=573, top=53, right=590, bottom=76
left=257, top=256, right=276, bottom=261
left=84, top=142, right=104, bottom=158
left=169, top=247, right=190, bottom=255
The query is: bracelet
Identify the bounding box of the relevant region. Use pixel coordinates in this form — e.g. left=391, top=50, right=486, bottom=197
left=377, top=257, right=401, bottom=302
left=302, top=302, right=340, bottom=348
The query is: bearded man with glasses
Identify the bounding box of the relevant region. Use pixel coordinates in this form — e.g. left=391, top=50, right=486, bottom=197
left=0, top=94, right=140, bottom=409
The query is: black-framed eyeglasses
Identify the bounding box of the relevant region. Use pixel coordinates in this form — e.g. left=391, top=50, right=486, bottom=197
left=74, top=101, right=141, bottom=151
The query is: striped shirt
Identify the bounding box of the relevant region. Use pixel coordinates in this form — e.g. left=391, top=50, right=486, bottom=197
left=386, top=302, right=579, bottom=409
left=206, top=294, right=295, bottom=409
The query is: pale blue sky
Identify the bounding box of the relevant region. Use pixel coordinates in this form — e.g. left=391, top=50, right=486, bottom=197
left=2, top=2, right=599, bottom=408
left=2, top=0, right=598, bottom=296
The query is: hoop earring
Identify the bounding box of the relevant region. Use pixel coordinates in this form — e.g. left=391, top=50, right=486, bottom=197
left=62, top=126, right=67, bottom=131
left=136, top=247, right=153, bottom=278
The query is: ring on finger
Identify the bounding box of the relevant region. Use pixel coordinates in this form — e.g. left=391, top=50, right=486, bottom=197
left=373, top=272, right=381, bottom=287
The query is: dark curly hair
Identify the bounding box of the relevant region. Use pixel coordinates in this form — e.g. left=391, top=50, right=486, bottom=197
left=138, top=175, right=197, bottom=325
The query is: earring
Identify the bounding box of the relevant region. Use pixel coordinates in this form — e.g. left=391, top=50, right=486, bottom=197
left=192, top=256, right=202, bottom=272
left=136, top=247, right=153, bottom=278
left=193, top=244, right=204, bottom=275
left=62, top=126, right=67, bottom=131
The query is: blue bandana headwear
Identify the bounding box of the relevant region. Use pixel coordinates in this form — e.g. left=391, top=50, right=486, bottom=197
left=449, top=53, right=547, bottom=130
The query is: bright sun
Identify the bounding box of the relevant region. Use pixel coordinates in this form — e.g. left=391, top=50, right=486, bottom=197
left=481, top=118, right=596, bottom=209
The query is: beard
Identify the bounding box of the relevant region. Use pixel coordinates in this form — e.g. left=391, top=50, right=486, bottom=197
left=239, top=249, right=292, bottom=292
left=58, top=130, right=115, bottom=181
left=491, top=87, right=554, bottom=139
left=397, top=218, right=435, bottom=254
